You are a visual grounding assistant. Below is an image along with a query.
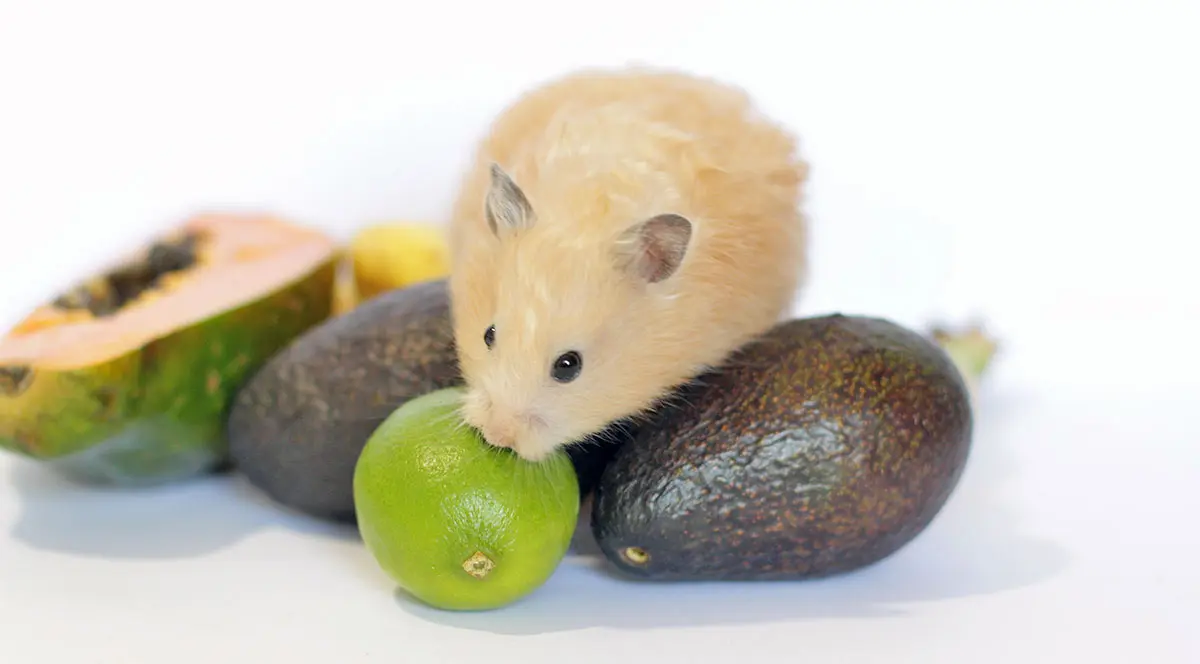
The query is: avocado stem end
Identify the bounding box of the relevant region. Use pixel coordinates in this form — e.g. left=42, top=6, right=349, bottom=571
left=621, top=546, right=650, bottom=565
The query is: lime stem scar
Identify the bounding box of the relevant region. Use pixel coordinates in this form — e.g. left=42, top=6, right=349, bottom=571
left=462, top=551, right=496, bottom=579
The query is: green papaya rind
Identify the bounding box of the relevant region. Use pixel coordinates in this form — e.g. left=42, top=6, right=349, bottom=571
left=0, top=234, right=337, bottom=486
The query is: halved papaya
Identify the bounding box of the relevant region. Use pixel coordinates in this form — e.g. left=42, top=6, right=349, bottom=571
left=0, top=212, right=339, bottom=485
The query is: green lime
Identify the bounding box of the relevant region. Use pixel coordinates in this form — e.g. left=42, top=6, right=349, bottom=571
left=352, top=386, right=580, bottom=611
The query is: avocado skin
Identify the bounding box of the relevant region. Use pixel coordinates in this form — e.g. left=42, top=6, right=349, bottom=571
left=227, top=278, right=630, bottom=523
left=590, top=314, right=974, bottom=581
left=566, top=418, right=638, bottom=498
left=227, top=279, right=461, bottom=523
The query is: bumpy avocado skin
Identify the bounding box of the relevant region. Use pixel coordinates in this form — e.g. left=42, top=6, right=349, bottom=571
left=0, top=258, right=338, bottom=486
left=227, top=278, right=634, bottom=523
left=590, top=314, right=974, bottom=581
left=227, top=279, right=463, bottom=523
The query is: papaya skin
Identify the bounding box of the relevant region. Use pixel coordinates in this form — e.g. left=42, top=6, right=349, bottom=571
left=0, top=214, right=338, bottom=486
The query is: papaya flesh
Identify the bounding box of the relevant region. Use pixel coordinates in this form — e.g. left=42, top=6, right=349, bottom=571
left=0, top=213, right=338, bottom=486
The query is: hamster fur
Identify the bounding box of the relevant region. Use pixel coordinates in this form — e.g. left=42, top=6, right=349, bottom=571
left=446, top=66, right=809, bottom=462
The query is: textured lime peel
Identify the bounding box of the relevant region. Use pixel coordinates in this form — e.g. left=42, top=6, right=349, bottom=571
left=353, top=387, right=580, bottom=611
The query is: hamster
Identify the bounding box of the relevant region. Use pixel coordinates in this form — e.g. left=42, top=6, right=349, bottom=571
left=445, top=66, right=809, bottom=462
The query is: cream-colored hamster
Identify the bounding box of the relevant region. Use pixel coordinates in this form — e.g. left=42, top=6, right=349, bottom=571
left=446, top=66, right=809, bottom=462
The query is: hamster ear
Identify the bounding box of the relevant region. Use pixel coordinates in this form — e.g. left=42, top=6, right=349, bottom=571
left=614, top=213, right=693, bottom=284
left=485, top=163, right=535, bottom=236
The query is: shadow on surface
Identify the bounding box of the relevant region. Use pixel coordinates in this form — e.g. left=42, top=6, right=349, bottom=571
left=394, top=386, right=1073, bottom=634
left=6, top=463, right=358, bottom=559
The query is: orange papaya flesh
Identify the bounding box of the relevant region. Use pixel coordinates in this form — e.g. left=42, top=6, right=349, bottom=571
left=0, top=212, right=338, bottom=485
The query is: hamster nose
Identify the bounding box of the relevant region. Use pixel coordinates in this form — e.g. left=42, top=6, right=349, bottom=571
left=481, top=421, right=517, bottom=449
left=486, top=431, right=515, bottom=449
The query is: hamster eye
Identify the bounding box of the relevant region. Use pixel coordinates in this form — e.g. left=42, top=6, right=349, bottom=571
left=551, top=351, right=583, bottom=383
left=484, top=325, right=496, bottom=349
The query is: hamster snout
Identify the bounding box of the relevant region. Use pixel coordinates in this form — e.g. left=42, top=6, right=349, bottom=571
left=461, top=388, right=554, bottom=461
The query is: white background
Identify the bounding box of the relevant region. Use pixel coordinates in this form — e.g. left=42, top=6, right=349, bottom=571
left=1, top=1, right=1197, bottom=662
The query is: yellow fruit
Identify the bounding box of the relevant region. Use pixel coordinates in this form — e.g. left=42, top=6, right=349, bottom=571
left=349, top=222, right=450, bottom=301
left=353, top=387, right=580, bottom=611
left=331, top=253, right=359, bottom=315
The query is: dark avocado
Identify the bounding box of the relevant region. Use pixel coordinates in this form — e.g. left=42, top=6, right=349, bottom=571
left=590, top=314, right=974, bottom=581
left=565, top=418, right=638, bottom=498
left=226, top=280, right=461, bottom=522
left=226, top=278, right=629, bottom=523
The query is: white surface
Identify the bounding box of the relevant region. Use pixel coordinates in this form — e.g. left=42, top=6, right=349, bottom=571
left=1, top=1, right=1198, bottom=662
